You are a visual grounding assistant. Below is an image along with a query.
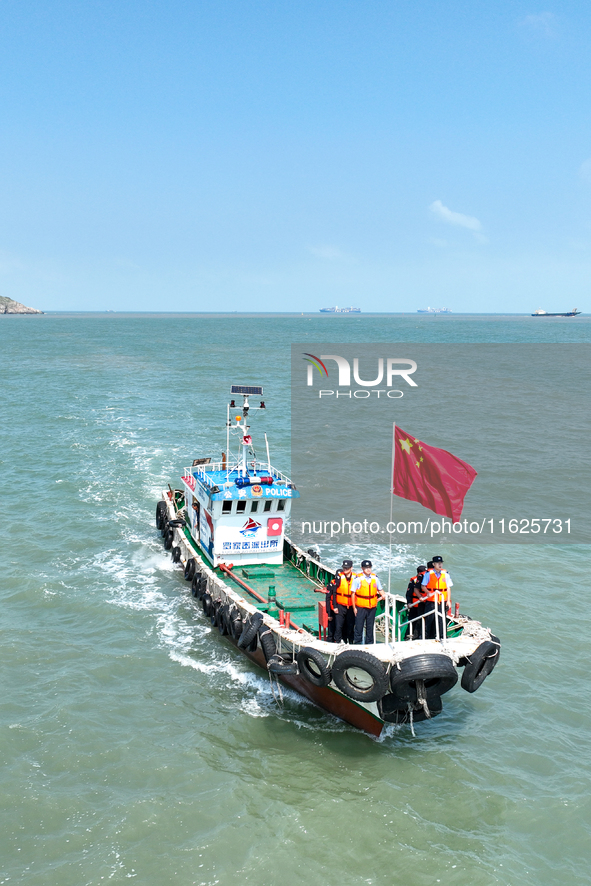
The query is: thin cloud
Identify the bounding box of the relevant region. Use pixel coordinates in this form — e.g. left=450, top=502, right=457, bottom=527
left=519, top=12, right=557, bottom=37
left=429, top=200, right=482, bottom=232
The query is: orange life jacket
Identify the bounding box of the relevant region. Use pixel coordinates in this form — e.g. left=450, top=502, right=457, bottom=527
left=335, top=572, right=356, bottom=607
left=354, top=574, right=379, bottom=609
left=408, top=575, right=423, bottom=608
left=423, top=569, right=449, bottom=603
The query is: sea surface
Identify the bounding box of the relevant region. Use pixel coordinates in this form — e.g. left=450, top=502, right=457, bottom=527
left=1, top=313, right=590, bottom=886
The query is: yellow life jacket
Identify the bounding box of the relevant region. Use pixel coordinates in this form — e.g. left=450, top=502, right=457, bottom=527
left=354, top=574, right=379, bottom=608
left=335, top=572, right=356, bottom=607
left=424, top=569, right=449, bottom=603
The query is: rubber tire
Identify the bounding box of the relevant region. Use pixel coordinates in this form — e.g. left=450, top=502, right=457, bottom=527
left=210, top=600, right=221, bottom=628
left=259, top=627, right=277, bottom=663
left=218, top=604, right=230, bottom=635
left=201, top=593, right=212, bottom=618
left=389, top=654, right=458, bottom=704
left=378, top=693, right=443, bottom=724
left=247, top=633, right=258, bottom=653
left=156, top=501, right=167, bottom=529
left=160, top=519, right=169, bottom=538
left=332, top=650, right=389, bottom=703
left=164, top=529, right=174, bottom=550
left=230, top=612, right=243, bottom=641
left=191, top=573, right=201, bottom=599
left=184, top=558, right=196, bottom=581
left=297, top=647, right=332, bottom=688
left=237, top=612, right=263, bottom=649
left=461, top=639, right=500, bottom=693
left=171, top=546, right=182, bottom=563
left=267, top=654, right=298, bottom=676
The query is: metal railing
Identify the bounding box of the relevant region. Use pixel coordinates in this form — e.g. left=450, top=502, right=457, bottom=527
left=378, top=594, right=449, bottom=643
left=185, top=460, right=293, bottom=487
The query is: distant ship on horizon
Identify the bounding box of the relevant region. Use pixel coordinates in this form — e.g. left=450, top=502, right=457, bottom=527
left=319, top=306, right=361, bottom=313
left=531, top=308, right=581, bottom=317
left=417, top=307, right=451, bottom=314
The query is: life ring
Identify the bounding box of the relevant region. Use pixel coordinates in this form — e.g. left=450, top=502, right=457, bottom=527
left=296, top=647, right=332, bottom=688
left=171, top=546, right=182, bottom=563
left=267, top=654, right=298, bottom=676
left=201, top=593, right=212, bottom=617
left=461, top=638, right=500, bottom=693
left=258, top=627, right=277, bottom=662
left=389, top=654, right=458, bottom=704
left=237, top=612, right=263, bottom=649
left=184, top=558, right=196, bottom=581
left=378, top=693, right=443, bottom=724
left=332, top=650, right=389, bottom=702
left=164, top=529, right=174, bottom=550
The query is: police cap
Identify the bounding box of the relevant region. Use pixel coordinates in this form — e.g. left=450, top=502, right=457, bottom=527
left=361, top=559, right=372, bottom=569
left=416, top=565, right=427, bottom=573
left=341, top=559, right=353, bottom=569
left=432, top=555, right=443, bottom=563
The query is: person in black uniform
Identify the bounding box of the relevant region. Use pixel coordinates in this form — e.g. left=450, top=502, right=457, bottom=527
left=332, top=559, right=356, bottom=644
left=405, top=565, right=427, bottom=639
left=315, top=567, right=342, bottom=642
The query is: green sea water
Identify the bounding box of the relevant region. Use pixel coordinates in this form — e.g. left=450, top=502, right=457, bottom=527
left=1, top=313, right=590, bottom=886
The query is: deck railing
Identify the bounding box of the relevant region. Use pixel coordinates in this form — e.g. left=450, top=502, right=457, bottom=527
left=185, top=460, right=293, bottom=487
left=378, top=594, right=449, bottom=643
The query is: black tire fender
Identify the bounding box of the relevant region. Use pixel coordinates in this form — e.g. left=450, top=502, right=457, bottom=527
left=267, top=654, right=298, bottom=676
left=184, top=558, right=196, bottom=581
left=210, top=599, right=221, bottom=628
left=378, top=693, right=443, bottom=724
left=156, top=501, right=167, bottom=529
left=332, top=650, right=389, bottom=703
left=171, top=546, right=182, bottom=563
left=229, top=611, right=243, bottom=641
left=259, top=627, right=277, bottom=663
left=461, top=638, right=500, bottom=693
left=201, top=593, right=212, bottom=617
left=217, top=604, right=230, bottom=635
left=237, top=612, right=263, bottom=649
left=389, top=654, right=458, bottom=704
left=296, top=647, right=332, bottom=688
left=191, top=572, right=201, bottom=599
left=164, top=529, right=174, bottom=550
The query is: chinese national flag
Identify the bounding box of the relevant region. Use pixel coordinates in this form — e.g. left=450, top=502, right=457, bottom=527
left=392, top=425, right=477, bottom=522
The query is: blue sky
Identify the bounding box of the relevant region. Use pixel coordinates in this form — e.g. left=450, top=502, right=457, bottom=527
left=1, top=1, right=590, bottom=312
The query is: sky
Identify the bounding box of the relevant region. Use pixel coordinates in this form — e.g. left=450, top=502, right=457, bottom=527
left=1, top=0, right=591, bottom=313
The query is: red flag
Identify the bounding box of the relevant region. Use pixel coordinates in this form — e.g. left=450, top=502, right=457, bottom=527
left=392, top=425, right=477, bottom=522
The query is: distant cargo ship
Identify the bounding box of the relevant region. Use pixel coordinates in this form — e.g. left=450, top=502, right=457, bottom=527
left=531, top=308, right=581, bottom=317
left=319, top=306, right=361, bottom=313
left=417, top=307, right=451, bottom=314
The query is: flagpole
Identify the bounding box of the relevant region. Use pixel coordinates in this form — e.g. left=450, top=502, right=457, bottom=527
left=388, top=423, right=395, bottom=639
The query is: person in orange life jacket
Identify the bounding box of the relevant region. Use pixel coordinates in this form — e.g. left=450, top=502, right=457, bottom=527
left=405, top=565, right=427, bottom=639
left=315, top=562, right=350, bottom=642
left=332, top=559, right=356, bottom=644
left=352, top=560, right=385, bottom=644
left=420, top=555, right=452, bottom=640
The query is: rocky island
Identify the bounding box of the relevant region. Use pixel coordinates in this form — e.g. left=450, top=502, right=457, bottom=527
left=0, top=296, right=43, bottom=314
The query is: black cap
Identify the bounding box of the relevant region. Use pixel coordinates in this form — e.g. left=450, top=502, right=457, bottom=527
left=361, top=559, right=372, bottom=569
left=432, top=555, right=443, bottom=563
left=416, top=565, right=427, bottom=573
left=341, top=559, right=353, bottom=569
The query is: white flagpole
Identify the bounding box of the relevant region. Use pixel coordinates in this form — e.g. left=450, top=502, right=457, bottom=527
left=388, top=423, right=395, bottom=639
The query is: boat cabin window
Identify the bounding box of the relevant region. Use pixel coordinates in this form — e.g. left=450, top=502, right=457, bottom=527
left=250, top=501, right=259, bottom=513
left=263, top=500, right=273, bottom=512
left=277, top=499, right=286, bottom=511
left=236, top=501, right=247, bottom=513
left=222, top=501, right=233, bottom=514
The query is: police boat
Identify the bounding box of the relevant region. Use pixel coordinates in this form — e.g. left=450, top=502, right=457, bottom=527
left=156, top=384, right=500, bottom=737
